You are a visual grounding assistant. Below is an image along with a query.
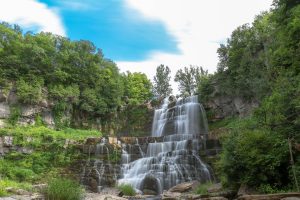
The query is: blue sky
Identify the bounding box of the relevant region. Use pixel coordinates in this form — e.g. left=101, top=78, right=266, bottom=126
left=38, top=0, right=179, bottom=61
left=0, top=0, right=273, bottom=91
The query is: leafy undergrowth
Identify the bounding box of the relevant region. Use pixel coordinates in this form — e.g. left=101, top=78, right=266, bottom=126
left=216, top=116, right=299, bottom=192
left=193, top=182, right=213, bottom=195
left=45, top=178, right=84, bottom=200
left=117, top=184, right=136, bottom=196
left=0, top=125, right=100, bottom=141
left=0, top=179, right=32, bottom=197
left=0, top=125, right=101, bottom=197
left=209, top=117, right=237, bottom=131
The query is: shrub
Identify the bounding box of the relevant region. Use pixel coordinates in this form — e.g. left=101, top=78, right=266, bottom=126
left=118, top=184, right=136, bottom=196
left=16, top=78, right=44, bottom=104
left=0, top=179, right=32, bottom=197
left=8, top=106, right=21, bottom=125
left=0, top=187, right=8, bottom=197
left=45, top=178, right=83, bottom=200
left=258, top=184, right=283, bottom=194
left=218, top=118, right=290, bottom=189
left=193, top=182, right=213, bottom=195
left=12, top=168, right=36, bottom=182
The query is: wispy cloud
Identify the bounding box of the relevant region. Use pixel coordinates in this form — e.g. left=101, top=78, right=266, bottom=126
left=118, top=0, right=273, bottom=92
left=0, top=0, right=66, bottom=36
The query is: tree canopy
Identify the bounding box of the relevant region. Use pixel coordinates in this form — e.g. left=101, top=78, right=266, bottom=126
left=0, top=22, right=153, bottom=128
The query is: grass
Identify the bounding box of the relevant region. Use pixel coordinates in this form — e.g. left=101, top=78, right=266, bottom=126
left=118, top=184, right=136, bottom=196
left=0, top=125, right=102, bottom=197
left=0, top=125, right=101, bottom=141
left=45, top=178, right=84, bottom=200
left=0, top=179, right=32, bottom=197
left=193, top=182, right=213, bottom=195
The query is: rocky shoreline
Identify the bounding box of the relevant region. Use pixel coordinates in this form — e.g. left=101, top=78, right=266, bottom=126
left=1, top=182, right=300, bottom=200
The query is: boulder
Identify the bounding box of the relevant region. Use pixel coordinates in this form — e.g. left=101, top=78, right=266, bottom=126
left=207, top=183, right=222, bottom=193
left=141, top=175, right=161, bottom=195
left=168, top=181, right=197, bottom=193
left=3, top=136, right=13, bottom=147
left=162, top=191, right=181, bottom=200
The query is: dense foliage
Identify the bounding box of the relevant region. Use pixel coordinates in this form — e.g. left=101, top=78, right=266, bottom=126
left=218, top=118, right=290, bottom=190
left=202, top=0, right=300, bottom=192
left=0, top=23, right=153, bottom=131
left=0, top=125, right=99, bottom=196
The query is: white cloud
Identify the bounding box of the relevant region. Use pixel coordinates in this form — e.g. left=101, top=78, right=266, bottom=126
left=117, top=0, right=273, bottom=93
left=0, top=0, right=66, bottom=36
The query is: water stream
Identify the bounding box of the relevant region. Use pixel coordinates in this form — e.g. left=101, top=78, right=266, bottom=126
left=118, top=95, right=212, bottom=194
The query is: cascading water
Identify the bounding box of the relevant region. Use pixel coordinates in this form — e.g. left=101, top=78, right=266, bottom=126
left=118, top=95, right=213, bottom=194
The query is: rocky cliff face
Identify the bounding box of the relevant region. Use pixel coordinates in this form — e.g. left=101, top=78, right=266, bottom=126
left=202, top=84, right=259, bottom=120
left=0, top=87, right=55, bottom=128
left=0, top=86, right=153, bottom=136
left=205, top=96, right=259, bottom=120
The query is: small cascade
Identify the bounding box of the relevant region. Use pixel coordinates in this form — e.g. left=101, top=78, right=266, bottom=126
left=118, top=95, right=213, bottom=194
left=136, top=138, right=145, bottom=158
left=80, top=137, right=121, bottom=192
left=121, top=143, right=131, bottom=164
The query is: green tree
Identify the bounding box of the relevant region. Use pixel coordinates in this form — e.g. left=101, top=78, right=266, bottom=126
left=153, top=64, right=172, bottom=97
left=174, top=65, right=206, bottom=96
left=123, top=72, right=153, bottom=104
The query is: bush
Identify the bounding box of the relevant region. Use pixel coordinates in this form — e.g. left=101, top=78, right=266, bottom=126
left=118, top=184, right=136, bottom=196
left=0, top=187, right=8, bottom=197
left=218, top=118, right=290, bottom=189
left=45, top=178, right=83, bottom=200
left=16, top=78, right=44, bottom=104
left=193, top=182, right=213, bottom=195
left=8, top=106, right=21, bottom=125
left=258, top=184, right=285, bottom=194
left=0, top=179, right=32, bottom=197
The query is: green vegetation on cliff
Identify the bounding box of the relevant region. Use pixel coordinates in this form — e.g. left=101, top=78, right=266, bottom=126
left=0, top=23, right=153, bottom=132
left=201, top=0, right=300, bottom=192
left=0, top=125, right=99, bottom=196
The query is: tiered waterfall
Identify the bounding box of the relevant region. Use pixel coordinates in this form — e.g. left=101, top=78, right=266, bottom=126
left=118, top=95, right=213, bottom=194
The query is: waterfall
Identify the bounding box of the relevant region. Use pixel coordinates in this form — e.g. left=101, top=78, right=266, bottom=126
left=118, top=95, right=212, bottom=194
